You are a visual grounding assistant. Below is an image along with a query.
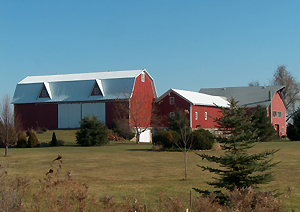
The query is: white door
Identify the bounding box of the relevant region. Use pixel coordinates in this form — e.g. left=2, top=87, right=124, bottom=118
left=82, top=102, right=105, bottom=123
left=58, top=103, right=81, bottom=128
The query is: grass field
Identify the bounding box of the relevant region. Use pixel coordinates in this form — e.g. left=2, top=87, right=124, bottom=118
left=1, top=130, right=300, bottom=210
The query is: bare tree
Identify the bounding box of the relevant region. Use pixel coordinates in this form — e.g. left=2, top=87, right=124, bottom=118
left=168, top=109, right=193, bottom=180
left=113, top=92, right=162, bottom=143
left=248, top=80, right=260, bottom=87
left=0, top=95, right=18, bottom=156
left=271, top=65, right=300, bottom=121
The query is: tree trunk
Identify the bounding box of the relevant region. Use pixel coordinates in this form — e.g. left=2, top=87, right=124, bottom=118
left=184, top=145, right=187, bottom=180
left=136, top=131, right=140, bottom=144
left=5, top=144, right=8, bottom=157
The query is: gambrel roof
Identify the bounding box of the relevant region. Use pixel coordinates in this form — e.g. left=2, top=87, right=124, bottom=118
left=156, top=89, right=229, bottom=108
left=12, top=69, right=156, bottom=104
left=199, top=85, right=285, bottom=107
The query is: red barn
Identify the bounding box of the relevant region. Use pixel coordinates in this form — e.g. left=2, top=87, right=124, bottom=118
left=12, top=70, right=157, bottom=137
left=200, top=86, right=287, bottom=136
left=155, top=89, right=229, bottom=133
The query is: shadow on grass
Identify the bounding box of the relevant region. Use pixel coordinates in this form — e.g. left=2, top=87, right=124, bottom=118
left=126, top=148, right=153, bottom=152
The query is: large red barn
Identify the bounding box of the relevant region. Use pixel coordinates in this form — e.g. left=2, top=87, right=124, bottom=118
left=12, top=70, right=157, bottom=139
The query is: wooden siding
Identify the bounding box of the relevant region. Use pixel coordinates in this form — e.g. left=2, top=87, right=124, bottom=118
left=191, top=105, right=222, bottom=129
left=14, top=103, right=58, bottom=130
left=130, top=73, right=155, bottom=128
left=105, top=101, right=129, bottom=128
left=156, top=91, right=191, bottom=127
left=271, top=92, right=286, bottom=136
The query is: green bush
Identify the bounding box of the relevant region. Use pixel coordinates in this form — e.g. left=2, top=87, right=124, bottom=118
left=50, top=132, right=58, bottom=146
left=17, top=131, right=27, bottom=148
left=27, top=132, right=39, bottom=148
left=192, top=129, right=215, bottom=150
left=152, top=130, right=180, bottom=149
left=76, top=116, right=109, bottom=146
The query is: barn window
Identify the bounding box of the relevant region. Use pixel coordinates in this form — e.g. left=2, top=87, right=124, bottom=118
left=42, top=90, right=47, bottom=97
left=169, top=97, right=174, bottom=105
left=94, top=87, right=99, bottom=95
left=204, top=112, right=207, bottom=120
left=273, top=111, right=277, bottom=117
left=170, top=112, right=175, bottom=117
left=278, top=112, right=282, bottom=118
left=141, top=73, right=145, bottom=82
left=195, top=112, right=198, bottom=120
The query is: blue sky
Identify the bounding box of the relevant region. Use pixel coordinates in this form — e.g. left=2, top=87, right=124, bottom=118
left=1, top=1, right=300, bottom=99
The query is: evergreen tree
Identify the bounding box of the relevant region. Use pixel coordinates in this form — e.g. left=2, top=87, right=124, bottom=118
left=193, top=98, right=279, bottom=201
left=76, top=116, right=108, bottom=146
left=251, top=105, right=277, bottom=142
left=51, top=132, right=58, bottom=146
left=287, top=109, right=300, bottom=141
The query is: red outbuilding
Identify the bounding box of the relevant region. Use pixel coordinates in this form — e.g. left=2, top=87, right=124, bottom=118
left=155, top=89, right=229, bottom=133
left=200, top=86, right=287, bottom=136
left=12, top=70, right=157, bottom=140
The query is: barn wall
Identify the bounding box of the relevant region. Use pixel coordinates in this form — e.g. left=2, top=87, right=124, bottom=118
left=271, top=92, right=286, bottom=136
left=14, top=103, right=58, bottom=130
left=105, top=101, right=129, bottom=128
left=130, top=73, right=155, bottom=128
left=191, top=105, right=222, bottom=129
left=156, top=91, right=191, bottom=127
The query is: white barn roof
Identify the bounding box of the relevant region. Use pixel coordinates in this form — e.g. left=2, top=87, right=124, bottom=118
left=156, top=89, right=229, bottom=108
left=13, top=69, right=156, bottom=104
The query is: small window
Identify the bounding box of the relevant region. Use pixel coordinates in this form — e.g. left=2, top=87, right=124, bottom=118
left=94, top=87, right=99, bottom=94
left=273, top=111, right=277, bottom=117
left=195, top=112, right=198, bottom=120
left=278, top=112, right=282, bottom=118
left=141, top=73, right=145, bottom=82
left=282, top=126, right=284, bottom=133
left=170, top=112, right=175, bottom=117
left=204, top=112, right=207, bottom=120
left=42, top=90, right=47, bottom=97
left=169, top=97, right=174, bottom=105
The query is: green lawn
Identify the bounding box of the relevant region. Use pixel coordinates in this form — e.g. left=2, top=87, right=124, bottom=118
left=1, top=130, right=300, bottom=209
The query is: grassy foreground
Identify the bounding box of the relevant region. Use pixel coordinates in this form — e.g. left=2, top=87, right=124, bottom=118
left=1, top=130, right=300, bottom=209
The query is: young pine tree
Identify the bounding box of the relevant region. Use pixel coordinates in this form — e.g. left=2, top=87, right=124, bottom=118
left=193, top=98, right=279, bottom=199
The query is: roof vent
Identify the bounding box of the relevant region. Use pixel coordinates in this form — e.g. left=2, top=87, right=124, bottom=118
left=262, top=86, right=266, bottom=89
left=222, top=88, right=226, bottom=90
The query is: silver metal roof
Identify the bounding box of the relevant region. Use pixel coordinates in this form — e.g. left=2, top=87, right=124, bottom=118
left=156, top=89, right=229, bottom=108
left=13, top=69, right=156, bottom=104
left=199, top=85, right=285, bottom=107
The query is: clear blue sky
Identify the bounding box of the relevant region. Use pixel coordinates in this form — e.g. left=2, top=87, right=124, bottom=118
left=1, top=0, right=300, bottom=99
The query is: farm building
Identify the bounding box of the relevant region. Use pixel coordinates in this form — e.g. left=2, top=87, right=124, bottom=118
left=12, top=69, right=157, bottom=141
left=200, top=85, right=287, bottom=136
left=155, top=89, right=229, bottom=133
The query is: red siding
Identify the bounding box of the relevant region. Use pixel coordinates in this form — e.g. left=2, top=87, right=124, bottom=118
left=105, top=101, right=129, bottom=128
left=271, top=92, right=286, bottom=136
left=130, top=73, right=155, bottom=128
left=156, top=91, right=191, bottom=127
left=191, top=105, right=222, bottom=129
left=14, top=103, right=58, bottom=130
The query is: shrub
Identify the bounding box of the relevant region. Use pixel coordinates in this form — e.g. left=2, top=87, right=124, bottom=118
left=192, top=129, right=215, bottom=150
left=50, top=132, right=57, bottom=146
left=17, top=131, right=27, bottom=148
left=111, top=119, right=135, bottom=140
left=27, top=132, right=39, bottom=148
left=152, top=130, right=180, bottom=149
left=76, top=116, right=109, bottom=146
